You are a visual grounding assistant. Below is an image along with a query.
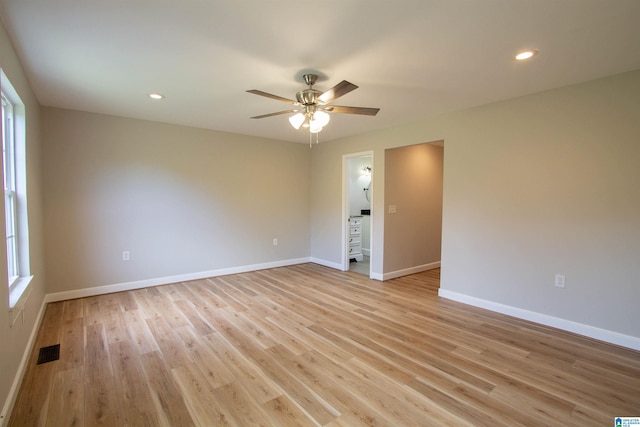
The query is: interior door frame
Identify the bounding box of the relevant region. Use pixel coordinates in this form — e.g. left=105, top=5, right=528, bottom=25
left=342, top=150, right=374, bottom=274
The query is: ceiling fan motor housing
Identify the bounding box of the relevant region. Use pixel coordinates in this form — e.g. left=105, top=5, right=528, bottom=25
left=296, top=89, right=321, bottom=106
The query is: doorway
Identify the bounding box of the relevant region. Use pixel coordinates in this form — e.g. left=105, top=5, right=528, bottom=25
left=382, top=141, right=443, bottom=281
left=343, top=152, right=373, bottom=276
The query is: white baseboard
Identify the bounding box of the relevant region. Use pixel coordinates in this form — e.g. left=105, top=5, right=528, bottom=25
left=362, top=248, right=371, bottom=256
left=309, top=257, right=344, bottom=271
left=370, top=272, right=384, bottom=281
left=1, top=296, right=48, bottom=427
left=382, top=261, right=441, bottom=281
left=310, top=257, right=384, bottom=281
left=45, top=257, right=311, bottom=303
left=438, top=289, right=640, bottom=351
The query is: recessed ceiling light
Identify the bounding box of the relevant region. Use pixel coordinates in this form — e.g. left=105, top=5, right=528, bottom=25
left=148, top=93, right=165, bottom=100
left=515, top=49, right=539, bottom=61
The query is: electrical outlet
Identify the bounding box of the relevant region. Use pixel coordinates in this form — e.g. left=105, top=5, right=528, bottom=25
left=122, top=251, right=130, bottom=261
left=273, top=238, right=278, bottom=246
left=388, top=205, right=397, bottom=214
left=554, top=274, right=565, bottom=288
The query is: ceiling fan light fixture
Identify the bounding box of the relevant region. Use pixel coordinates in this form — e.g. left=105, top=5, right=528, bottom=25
left=312, top=110, right=330, bottom=128
left=309, top=123, right=323, bottom=133
left=289, top=112, right=305, bottom=129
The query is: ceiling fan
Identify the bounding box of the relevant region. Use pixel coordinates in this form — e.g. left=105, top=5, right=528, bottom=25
left=247, top=74, right=380, bottom=143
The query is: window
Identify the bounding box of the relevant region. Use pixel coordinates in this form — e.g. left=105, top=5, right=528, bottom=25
left=2, top=93, right=18, bottom=286
left=1, top=71, right=31, bottom=322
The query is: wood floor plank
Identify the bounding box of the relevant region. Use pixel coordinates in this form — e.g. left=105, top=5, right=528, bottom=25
left=58, top=318, right=85, bottom=370
left=46, top=367, right=84, bottom=427
left=145, top=315, right=195, bottom=369
left=122, top=308, right=161, bottom=355
left=9, top=361, right=55, bottom=426
left=201, top=323, right=285, bottom=405
left=188, top=280, right=229, bottom=309
left=173, top=326, right=236, bottom=388
left=284, top=346, right=447, bottom=427
left=109, top=340, right=161, bottom=426
left=266, top=345, right=396, bottom=426
left=8, top=265, right=640, bottom=426
left=206, top=277, right=251, bottom=312
left=173, top=298, right=215, bottom=336
left=61, top=298, right=84, bottom=322
left=140, top=351, right=195, bottom=427
left=171, top=362, right=232, bottom=426
left=148, top=286, right=193, bottom=329
left=262, top=395, right=318, bottom=427
left=210, top=381, right=276, bottom=426
left=259, top=311, right=353, bottom=364
left=84, top=323, right=122, bottom=427
left=307, top=323, right=422, bottom=385
left=208, top=330, right=338, bottom=425
left=103, top=308, right=130, bottom=345
left=219, top=306, right=279, bottom=350
left=82, top=297, right=107, bottom=327
left=116, top=290, right=138, bottom=312
left=345, top=356, right=476, bottom=427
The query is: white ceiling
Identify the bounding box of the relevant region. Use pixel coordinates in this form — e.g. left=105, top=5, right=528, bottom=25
left=1, top=0, right=640, bottom=143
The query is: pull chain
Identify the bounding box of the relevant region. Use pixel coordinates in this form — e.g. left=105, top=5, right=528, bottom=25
left=308, top=131, right=320, bottom=148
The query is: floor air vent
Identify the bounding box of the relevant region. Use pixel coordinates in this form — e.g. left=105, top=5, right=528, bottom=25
left=37, top=344, right=60, bottom=365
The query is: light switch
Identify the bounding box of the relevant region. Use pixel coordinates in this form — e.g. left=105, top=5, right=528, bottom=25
left=388, top=205, right=397, bottom=214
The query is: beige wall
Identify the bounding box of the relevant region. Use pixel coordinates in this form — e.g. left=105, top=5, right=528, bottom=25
left=384, top=143, right=443, bottom=273
left=311, top=69, right=640, bottom=341
left=0, top=19, right=46, bottom=422
left=42, top=108, right=311, bottom=293
left=439, top=70, right=640, bottom=338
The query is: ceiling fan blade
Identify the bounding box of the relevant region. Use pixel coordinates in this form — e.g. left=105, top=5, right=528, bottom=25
left=247, top=89, right=297, bottom=104
left=318, top=80, right=358, bottom=103
left=250, top=109, right=299, bottom=119
left=325, top=105, right=380, bottom=116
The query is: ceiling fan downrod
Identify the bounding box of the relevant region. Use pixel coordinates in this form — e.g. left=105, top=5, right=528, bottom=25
left=303, top=74, right=318, bottom=87
left=296, top=74, right=321, bottom=106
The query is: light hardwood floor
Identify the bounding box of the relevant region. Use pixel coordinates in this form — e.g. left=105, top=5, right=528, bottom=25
left=8, top=264, right=640, bottom=426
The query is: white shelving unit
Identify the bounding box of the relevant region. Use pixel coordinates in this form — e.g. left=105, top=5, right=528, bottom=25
left=348, top=216, right=363, bottom=262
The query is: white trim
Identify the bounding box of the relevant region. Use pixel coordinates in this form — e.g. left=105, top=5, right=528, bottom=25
left=46, top=258, right=310, bottom=303
left=1, top=295, right=48, bottom=427
left=362, top=248, right=371, bottom=256
left=370, top=271, right=384, bottom=281
left=381, top=261, right=441, bottom=281
left=309, top=257, right=343, bottom=270
left=8, top=275, right=33, bottom=326
left=341, top=156, right=349, bottom=272
left=311, top=257, right=383, bottom=281
left=438, top=289, right=640, bottom=351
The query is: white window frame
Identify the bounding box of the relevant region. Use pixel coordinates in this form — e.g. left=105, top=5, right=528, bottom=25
left=2, top=93, right=19, bottom=287
left=1, top=70, right=32, bottom=325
